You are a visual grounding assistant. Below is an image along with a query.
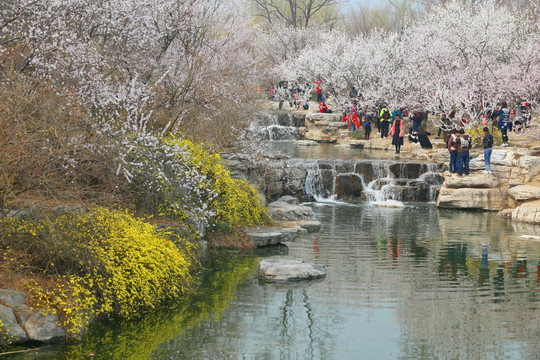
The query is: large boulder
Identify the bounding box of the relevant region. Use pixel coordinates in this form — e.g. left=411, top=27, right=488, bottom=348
left=258, top=258, right=326, bottom=282
left=0, top=305, right=28, bottom=345
left=267, top=201, right=316, bottom=221
left=0, top=289, right=26, bottom=308
left=511, top=200, right=540, bottom=224
left=335, top=173, right=363, bottom=200
left=508, top=185, right=540, bottom=201
left=437, top=187, right=507, bottom=211
left=24, top=312, right=65, bottom=342
left=444, top=173, right=500, bottom=189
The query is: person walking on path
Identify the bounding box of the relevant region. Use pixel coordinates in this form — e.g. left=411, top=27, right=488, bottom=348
left=380, top=106, right=392, bottom=139
left=391, top=115, right=405, bottom=154
left=483, top=126, right=494, bottom=174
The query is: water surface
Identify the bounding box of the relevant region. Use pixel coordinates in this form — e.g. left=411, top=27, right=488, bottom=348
left=13, top=204, right=540, bottom=360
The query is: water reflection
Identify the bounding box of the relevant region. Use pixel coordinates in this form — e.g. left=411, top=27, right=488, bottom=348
left=8, top=204, right=540, bottom=359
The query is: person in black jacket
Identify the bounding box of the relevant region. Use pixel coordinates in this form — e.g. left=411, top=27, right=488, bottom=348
left=417, top=127, right=432, bottom=149
left=483, top=127, right=494, bottom=174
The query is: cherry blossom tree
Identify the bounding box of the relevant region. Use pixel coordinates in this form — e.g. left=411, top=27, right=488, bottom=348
left=275, top=0, right=540, bottom=132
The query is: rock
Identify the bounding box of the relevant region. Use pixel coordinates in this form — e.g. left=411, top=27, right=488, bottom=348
left=258, top=258, right=326, bottom=282
left=518, top=235, right=540, bottom=241
left=267, top=202, right=316, bottom=221
left=274, top=195, right=299, bottom=205
left=0, top=289, right=26, bottom=308
left=437, top=187, right=507, bottom=211
left=0, top=305, right=28, bottom=344
left=508, top=185, right=540, bottom=201
left=335, top=173, right=363, bottom=200
left=247, top=230, right=290, bottom=247
left=515, top=156, right=540, bottom=182
left=511, top=200, right=540, bottom=224
left=443, top=173, right=500, bottom=189
left=349, top=140, right=365, bottom=149
left=24, top=311, right=65, bottom=342
left=296, top=140, right=318, bottom=146
left=373, top=200, right=406, bottom=208
left=297, top=220, right=321, bottom=232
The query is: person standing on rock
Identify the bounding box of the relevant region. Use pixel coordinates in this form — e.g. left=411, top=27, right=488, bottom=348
left=448, top=129, right=459, bottom=173
left=495, top=102, right=511, bottom=146
left=483, top=126, right=494, bottom=174
left=391, top=114, right=405, bottom=154
left=456, top=129, right=470, bottom=176
left=315, top=79, right=323, bottom=103
left=380, top=106, right=392, bottom=139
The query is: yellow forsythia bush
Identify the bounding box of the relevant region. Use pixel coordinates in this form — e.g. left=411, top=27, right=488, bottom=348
left=169, top=137, right=270, bottom=228
left=9, top=207, right=196, bottom=333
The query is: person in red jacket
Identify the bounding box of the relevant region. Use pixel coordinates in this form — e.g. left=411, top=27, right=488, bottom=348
left=315, top=79, right=323, bottom=102
left=319, top=101, right=332, bottom=113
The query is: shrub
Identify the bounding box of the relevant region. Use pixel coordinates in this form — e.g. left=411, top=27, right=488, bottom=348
left=6, top=207, right=196, bottom=333
left=167, top=138, right=271, bottom=229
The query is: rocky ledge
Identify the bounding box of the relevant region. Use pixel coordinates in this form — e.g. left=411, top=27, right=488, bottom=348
left=258, top=258, right=326, bottom=282
left=436, top=173, right=507, bottom=211
left=0, top=289, right=65, bottom=347
left=247, top=196, right=321, bottom=248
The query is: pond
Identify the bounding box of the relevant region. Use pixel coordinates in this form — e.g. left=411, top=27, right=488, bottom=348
left=10, top=203, right=540, bottom=359
left=266, top=141, right=396, bottom=161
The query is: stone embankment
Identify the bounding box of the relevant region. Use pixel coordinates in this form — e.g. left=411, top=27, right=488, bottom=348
left=0, top=289, right=65, bottom=348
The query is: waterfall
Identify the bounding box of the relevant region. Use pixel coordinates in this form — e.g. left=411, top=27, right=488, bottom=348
left=300, top=160, right=444, bottom=204
left=251, top=111, right=301, bottom=141
left=356, top=162, right=401, bottom=203
left=305, top=163, right=337, bottom=201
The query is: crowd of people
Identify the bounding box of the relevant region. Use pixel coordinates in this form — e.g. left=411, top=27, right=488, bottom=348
left=270, top=81, right=532, bottom=172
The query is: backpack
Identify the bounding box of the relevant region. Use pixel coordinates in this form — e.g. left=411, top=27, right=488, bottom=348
left=382, top=109, right=390, bottom=120
left=460, top=136, right=470, bottom=151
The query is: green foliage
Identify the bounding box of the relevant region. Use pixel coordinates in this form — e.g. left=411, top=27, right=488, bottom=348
left=7, top=207, right=197, bottom=333
left=351, top=130, right=364, bottom=140
left=466, top=124, right=502, bottom=148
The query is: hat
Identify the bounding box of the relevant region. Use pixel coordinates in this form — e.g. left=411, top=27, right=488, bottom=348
left=458, top=129, right=465, bottom=134
left=483, top=127, right=489, bottom=132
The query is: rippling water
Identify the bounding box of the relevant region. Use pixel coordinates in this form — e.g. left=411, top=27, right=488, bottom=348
left=15, top=203, right=540, bottom=360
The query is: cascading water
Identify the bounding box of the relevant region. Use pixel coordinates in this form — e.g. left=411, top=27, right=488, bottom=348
left=255, top=112, right=300, bottom=141
left=301, top=160, right=444, bottom=204
left=357, top=162, right=399, bottom=203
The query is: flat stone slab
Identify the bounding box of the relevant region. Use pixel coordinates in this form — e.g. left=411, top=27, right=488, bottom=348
left=296, top=140, right=318, bottom=146
left=508, top=185, right=540, bottom=201
left=348, top=140, right=365, bottom=149
left=259, top=258, right=326, bottom=282
left=373, top=200, right=405, bottom=208
left=247, top=231, right=288, bottom=247
left=444, top=173, right=500, bottom=189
